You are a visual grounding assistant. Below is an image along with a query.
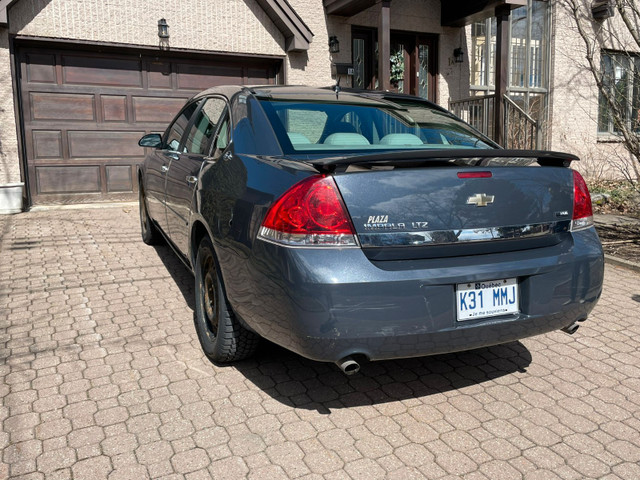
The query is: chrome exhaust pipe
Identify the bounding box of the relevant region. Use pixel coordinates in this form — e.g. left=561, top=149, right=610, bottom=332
left=561, top=322, right=580, bottom=335
left=336, top=356, right=360, bottom=375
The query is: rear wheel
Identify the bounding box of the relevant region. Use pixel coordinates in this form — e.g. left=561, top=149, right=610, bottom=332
left=139, top=181, right=160, bottom=245
left=194, top=237, right=259, bottom=362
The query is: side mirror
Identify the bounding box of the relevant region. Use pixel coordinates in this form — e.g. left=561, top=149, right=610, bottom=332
left=138, top=133, right=163, bottom=148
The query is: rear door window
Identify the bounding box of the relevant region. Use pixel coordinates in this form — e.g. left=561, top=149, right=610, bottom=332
left=183, top=97, right=227, bottom=155
left=164, top=101, right=200, bottom=152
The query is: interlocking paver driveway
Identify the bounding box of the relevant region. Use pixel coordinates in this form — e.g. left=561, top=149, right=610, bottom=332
left=1, top=206, right=639, bottom=480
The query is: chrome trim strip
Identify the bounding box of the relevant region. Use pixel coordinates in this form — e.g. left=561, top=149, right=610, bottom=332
left=358, top=221, right=571, bottom=248
left=258, top=227, right=360, bottom=248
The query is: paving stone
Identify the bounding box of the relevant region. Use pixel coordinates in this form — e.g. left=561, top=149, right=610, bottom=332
left=2, top=207, right=640, bottom=479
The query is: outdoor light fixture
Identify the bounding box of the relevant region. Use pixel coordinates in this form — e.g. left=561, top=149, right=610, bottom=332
left=329, top=36, right=340, bottom=54
left=591, top=1, right=614, bottom=19
left=453, top=48, right=464, bottom=63
left=158, top=18, right=169, bottom=39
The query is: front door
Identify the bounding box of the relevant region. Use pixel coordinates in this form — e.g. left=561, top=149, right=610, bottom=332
left=389, top=34, right=437, bottom=100
left=352, top=29, right=437, bottom=101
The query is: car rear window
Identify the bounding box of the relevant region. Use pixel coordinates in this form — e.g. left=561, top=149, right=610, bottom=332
left=258, top=98, right=494, bottom=154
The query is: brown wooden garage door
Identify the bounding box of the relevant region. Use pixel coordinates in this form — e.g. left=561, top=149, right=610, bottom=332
left=17, top=43, right=282, bottom=205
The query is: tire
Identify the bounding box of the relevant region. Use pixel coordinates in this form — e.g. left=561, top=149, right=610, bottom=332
left=194, top=236, right=259, bottom=362
left=139, top=182, right=160, bottom=245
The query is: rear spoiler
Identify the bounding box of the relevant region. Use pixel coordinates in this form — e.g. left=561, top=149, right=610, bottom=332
left=307, top=149, right=579, bottom=171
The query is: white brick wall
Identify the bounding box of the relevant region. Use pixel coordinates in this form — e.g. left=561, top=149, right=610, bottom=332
left=550, top=0, right=637, bottom=180
left=9, top=0, right=284, bottom=55
left=287, top=0, right=332, bottom=86
left=0, top=29, right=20, bottom=185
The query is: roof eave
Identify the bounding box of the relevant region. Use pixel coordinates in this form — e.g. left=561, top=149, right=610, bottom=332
left=255, top=0, right=314, bottom=52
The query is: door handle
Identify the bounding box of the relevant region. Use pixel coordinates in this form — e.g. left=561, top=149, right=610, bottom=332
left=161, top=165, right=169, bottom=173
left=186, top=176, right=198, bottom=185
left=203, top=156, right=218, bottom=164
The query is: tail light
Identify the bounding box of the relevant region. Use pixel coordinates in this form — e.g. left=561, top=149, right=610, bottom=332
left=571, top=170, right=594, bottom=231
left=258, top=175, right=358, bottom=247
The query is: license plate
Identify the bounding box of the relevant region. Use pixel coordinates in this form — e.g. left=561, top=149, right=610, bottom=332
left=456, top=278, right=519, bottom=321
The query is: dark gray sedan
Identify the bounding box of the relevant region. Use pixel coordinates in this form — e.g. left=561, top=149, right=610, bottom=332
left=137, top=86, right=603, bottom=374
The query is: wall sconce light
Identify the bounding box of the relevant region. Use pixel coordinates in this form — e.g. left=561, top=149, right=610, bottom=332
left=591, top=1, right=614, bottom=19
left=329, top=36, right=340, bottom=54
left=453, top=48, right=464, bottom=63
left=158, top=18, right=169, bottom=39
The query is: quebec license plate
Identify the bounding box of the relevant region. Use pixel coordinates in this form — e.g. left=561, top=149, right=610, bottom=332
left=456, top=278, right=519, bottom=321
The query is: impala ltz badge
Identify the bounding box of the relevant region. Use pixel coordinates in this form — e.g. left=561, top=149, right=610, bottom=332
left=467, top=193, right=495, bottom=207
left=364, top=215, right=429, bottom=231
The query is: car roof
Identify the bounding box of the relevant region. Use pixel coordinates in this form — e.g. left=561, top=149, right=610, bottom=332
left=193, top=85, right=448, bottom=113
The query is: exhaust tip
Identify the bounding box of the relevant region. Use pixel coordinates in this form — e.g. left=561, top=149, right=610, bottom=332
left=561, top=322, right=580, bottom=335
left=336, top=356, right=360, bottom=375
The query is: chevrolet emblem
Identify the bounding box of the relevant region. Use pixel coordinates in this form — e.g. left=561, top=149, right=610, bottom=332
left=467, top=193, right=495, bottom=207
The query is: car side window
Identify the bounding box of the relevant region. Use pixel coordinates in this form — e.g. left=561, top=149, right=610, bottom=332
left=184, top=97, right=227, bottom=155
left=214, top=115, right=230, bottom=151
left=164, top=101, right=200, bottom=152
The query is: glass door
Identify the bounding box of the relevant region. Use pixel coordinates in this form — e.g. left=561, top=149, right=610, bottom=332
left=351, top=29, right=437, bottom=102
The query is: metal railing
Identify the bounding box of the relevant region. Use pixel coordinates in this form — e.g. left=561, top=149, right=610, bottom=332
left=448, top=94, right=495, bottom=140
left=449, top=94, right=539, bottom=149
left=503, top=95, right=539, bottom=150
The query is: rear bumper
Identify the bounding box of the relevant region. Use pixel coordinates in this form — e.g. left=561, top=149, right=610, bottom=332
left=227, top=228, right=604, bottom=363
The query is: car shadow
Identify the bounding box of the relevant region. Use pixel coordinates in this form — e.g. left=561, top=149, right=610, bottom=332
left=233, top=338, right=532, bottom=413
left=151, top=240, right=533, bottom=412
left=152, top=243, right=196, bottom=310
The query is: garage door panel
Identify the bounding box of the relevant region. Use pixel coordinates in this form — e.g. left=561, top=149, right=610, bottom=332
left=36, top=166, right=101, bottom=194
left=148, top=62, right=173, bottom=89
left=33, top=131, right=63, bottom=159
left=31, top=92, right=96, bottom=121
left=68, top=131, right=145, bottom=158
left=102, top=95, right=128, bottom=122
left=132, top=96, right=187, bottom=123
left=177, top=64, right=244, bottom=89
left=247, top=67, right=276, bottom=84
left=106, top=165, right=134, bottom=192
left=62, top=55, right=143, bottom=87
left=25, top=53, right=57, bottom=84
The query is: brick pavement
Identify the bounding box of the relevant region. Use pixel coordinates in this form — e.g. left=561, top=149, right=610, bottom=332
left=1, top=206, right=639, bottom=480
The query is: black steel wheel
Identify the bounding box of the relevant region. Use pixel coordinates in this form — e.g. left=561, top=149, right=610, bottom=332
left=139, top=182, right=160, bottom=245
left=194, top=237, right=259, bottom=362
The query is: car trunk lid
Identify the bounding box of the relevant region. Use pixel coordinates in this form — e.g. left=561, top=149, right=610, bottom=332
left=332, top=161, right=575, bottom=261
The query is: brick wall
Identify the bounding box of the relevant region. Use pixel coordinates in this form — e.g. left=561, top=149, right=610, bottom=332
left=287, top=0, right=333, bottom=86
left=0, top=29, right=20, bottom=185
left=9, top=0, right=284, bottom=55
left=550, top=1, right=638, bottom=180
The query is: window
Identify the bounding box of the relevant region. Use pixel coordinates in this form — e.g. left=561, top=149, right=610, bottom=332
left=258, top=99, right=494, bottom=154
left=184, top=98, right=226, bottom=154
left=470, top=0, right=549, bottom=118
left=598, top=51, right=640, bottom=135
left=164, top=101, right=200, bottom=152
left=213, top=116, right=230, bottom=152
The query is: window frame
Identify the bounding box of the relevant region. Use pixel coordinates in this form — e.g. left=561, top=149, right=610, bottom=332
left=469, top=0, right=551, bottom=117
left=597, top=49, right=640, bottom=138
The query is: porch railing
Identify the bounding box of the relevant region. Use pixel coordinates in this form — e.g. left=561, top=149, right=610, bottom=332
left=503, top=95, right=539, bottom=150
left=448, top=94, right=539, bottom=149
left=448, top=94, right=495, bottom=140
